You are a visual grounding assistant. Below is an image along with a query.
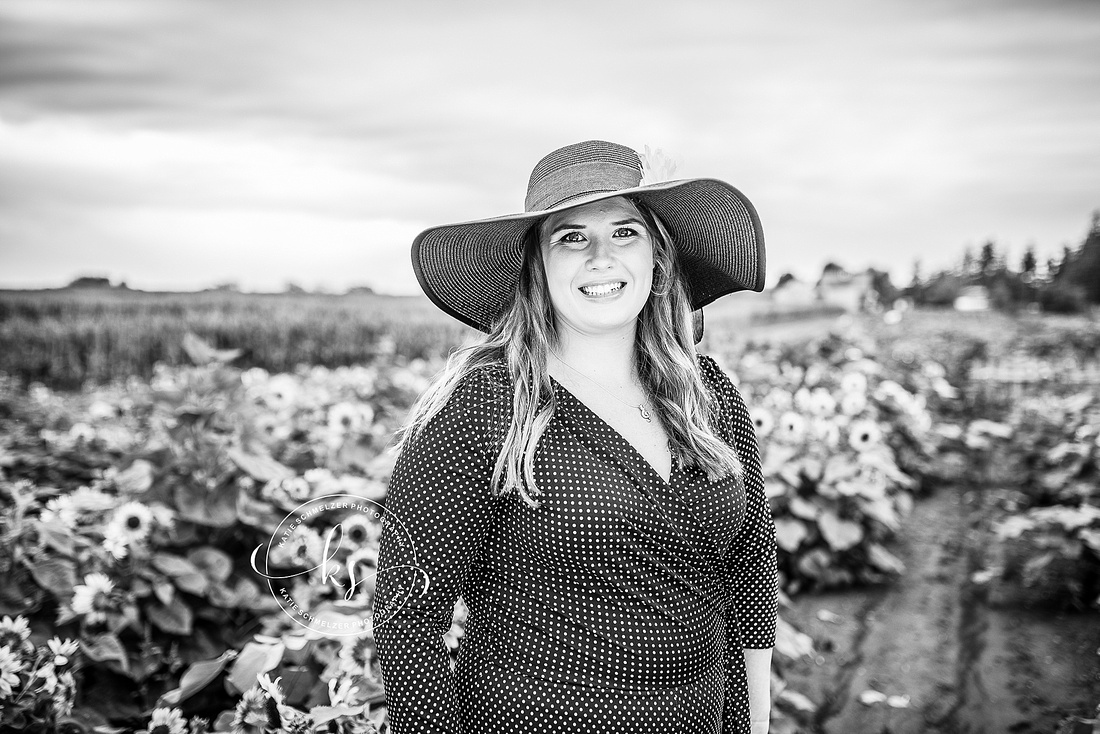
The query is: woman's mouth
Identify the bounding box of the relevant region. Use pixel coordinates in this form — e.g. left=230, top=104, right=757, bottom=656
left=578, top=281, right=626, bottom=297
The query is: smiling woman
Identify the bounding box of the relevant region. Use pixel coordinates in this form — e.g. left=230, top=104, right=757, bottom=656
left=374, top=140, right=777, bottom=734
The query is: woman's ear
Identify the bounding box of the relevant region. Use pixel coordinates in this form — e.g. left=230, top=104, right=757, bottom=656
left=692, top=309, right=704, bottom=344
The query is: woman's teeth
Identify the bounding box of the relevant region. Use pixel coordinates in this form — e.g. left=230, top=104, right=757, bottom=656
left=579, top=282, right=625, bottom=296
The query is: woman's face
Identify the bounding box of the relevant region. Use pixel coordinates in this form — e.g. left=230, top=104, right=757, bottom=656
left=538, top=197, right=655, bottom=340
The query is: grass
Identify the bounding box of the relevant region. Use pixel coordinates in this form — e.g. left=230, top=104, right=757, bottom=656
left=0, top=288, right=475, bottom=388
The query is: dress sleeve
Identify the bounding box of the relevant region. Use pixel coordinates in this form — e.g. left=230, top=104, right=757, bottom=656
left=372, top=365, right=509, bottom=734
left=699, top=355, right=779, bottom=650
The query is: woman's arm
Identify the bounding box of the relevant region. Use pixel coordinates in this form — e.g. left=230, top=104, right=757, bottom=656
left=744, top=647, right=774, bottom=734
left=700, top=356, right=779, bottom=732
left=372, top=368, right=507, bottom=734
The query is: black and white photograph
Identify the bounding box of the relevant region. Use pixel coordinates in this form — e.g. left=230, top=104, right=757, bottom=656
left=1, top=1, right=1098, bottom=732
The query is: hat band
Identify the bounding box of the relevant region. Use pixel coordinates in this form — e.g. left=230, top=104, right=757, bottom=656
left=525, top=161, right=642, bottom=212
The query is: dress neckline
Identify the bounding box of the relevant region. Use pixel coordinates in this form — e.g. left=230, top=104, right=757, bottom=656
left=549, top=376, right=675, bottom=487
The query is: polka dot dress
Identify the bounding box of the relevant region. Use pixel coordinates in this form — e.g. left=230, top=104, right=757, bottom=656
left=374, top=354, right=778, bottom=734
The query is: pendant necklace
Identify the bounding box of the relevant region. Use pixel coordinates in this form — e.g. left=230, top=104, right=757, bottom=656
left=552, top=352, right=653, bottom=423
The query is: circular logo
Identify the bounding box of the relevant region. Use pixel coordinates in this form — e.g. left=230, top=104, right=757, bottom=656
left=249, top=493, right=427, bottom=638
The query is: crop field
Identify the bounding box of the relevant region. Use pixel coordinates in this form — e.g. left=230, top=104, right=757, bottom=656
left=1, top=290, right=1098, bottom=733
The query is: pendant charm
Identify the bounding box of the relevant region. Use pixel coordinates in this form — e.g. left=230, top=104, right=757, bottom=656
left=638, top=405, right=652, bottom=423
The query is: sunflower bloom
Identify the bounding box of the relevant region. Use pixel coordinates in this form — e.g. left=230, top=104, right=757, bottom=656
left=70, top=573, right=115, bottom=624
left=231, top=685, right=270, bottom=734
left=0, top=616, right=30, bottom=648
left=146, top=706, right=189, bottom=734
left=749, top=408, right=774, bottom=438
left=776, top=412, right=807, bottom=444
left=46, top=637, right=78, bottom=668
left=109, top=501, right=155, bottom=543
left=0, top=644, right=24, bottom=699
left=848, top=420, right=883, bottom=452
left=339, top=514, right=376, bottom=549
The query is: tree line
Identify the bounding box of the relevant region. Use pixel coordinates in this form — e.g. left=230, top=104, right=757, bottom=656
left=906, top=211, right=1100, bottom=312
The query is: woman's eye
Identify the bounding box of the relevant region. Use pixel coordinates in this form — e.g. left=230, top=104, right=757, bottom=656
left=560, top=231, right=585, bottom=244
left=614, top=227, right=638, bottom=239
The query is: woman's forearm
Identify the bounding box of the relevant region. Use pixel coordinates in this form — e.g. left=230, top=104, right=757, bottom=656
left=743, top=646, right=773, bottom=733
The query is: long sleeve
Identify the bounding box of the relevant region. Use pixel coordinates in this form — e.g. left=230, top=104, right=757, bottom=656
left=697, top=356, right=779, bottom=734
left=721, top=378, right=779, bottom=649
left=372, top=366, right=508, bottom=734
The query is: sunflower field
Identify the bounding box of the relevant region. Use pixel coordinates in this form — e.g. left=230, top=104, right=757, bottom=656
left=1, top=309, right=1098, bottom=733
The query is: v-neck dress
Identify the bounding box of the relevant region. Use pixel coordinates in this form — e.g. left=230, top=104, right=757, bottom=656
left=373, top=355, right=778, bottom=734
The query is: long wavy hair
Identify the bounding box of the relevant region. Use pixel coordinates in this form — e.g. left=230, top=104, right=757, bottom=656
left=397, top=196, right=743, bottom=507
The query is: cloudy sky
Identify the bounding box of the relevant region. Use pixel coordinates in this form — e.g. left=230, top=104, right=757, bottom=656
left=2, top=0, right=1098, bottom=294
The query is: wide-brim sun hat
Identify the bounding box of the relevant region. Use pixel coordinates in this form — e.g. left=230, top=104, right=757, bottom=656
left=412, top=139, right=766, bottom=333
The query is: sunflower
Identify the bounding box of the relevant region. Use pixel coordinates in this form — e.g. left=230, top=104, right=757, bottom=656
left=841, top=371, right=868, bottom=396
left=328, top=675, right=363, bottom=706
left=230, top=685, right=270, bottom=734
left=51, top=670, right=76, bottom=716
left=109, top=501, right=156, bottom=544
left=0, top=644, right=25, bottom=698
left=848, top=420, right=883, bottom=452
left=840, top=391, right=867, bottom=416
left=146, top=707, right=188, bottom=734
left=70, top=573, right=115, bottom=625
left=102, top=524, right=130, bottom=561
left=269, top=374, right=301, bottom=411
left=282, top=477, right=312, bottom=502
left=327, top=402, right=365, bottom=435
left=47, top=637, right=78, bottom=668
left=270, top=527, right=324, bottom=569
left=776, top=412, right=807, bottom=444
left=39, top=497, right=77, bottom=530
left=339, top=514, right=376, bottom=549
left=809, top=388, right=837, bottom=417
left=764, top=388, right=793, bottom=412
left=0, top=616, right=30, bottom=648
left=749, top=408, right=774, bottom=438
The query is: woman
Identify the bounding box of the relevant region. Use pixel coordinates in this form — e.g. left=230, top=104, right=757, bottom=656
left=373, top=140, right=778, bottom=734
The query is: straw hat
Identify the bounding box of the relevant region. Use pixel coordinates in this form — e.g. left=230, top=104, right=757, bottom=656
left=411, top=140, right=765, bottom=333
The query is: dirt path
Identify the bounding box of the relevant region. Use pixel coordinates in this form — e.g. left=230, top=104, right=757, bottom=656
left=783, top=486, right=1100, bottom=733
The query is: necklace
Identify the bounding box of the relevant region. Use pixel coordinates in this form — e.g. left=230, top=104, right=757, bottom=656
left=552, top=352, right=653, bottom=423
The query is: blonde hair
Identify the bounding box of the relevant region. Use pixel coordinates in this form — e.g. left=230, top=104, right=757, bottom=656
left=398, top=197, right=743, bottom=506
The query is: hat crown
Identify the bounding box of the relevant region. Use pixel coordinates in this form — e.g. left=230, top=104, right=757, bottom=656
left=524, top=140, right=643, bottom=212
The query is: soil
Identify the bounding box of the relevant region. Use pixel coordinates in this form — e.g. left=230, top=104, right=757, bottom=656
left=782, top=485, right=1100, bottom=734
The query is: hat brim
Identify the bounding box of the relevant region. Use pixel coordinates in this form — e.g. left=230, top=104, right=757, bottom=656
left=411, top=178, right=766, bottom=333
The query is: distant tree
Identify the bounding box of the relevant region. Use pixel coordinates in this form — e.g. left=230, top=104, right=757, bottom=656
left=1062, top=214, right=1100, bottom=303
left=284, top=282, right=308, bottom=294
left=868, top=268, right=899, bottom=305
left=775, top=272, right=798, bottom=288
left=66, top=276, right=112, bottom=289
left=1020, top=246, right=1037, bottom=277
left=979, top=240, right=997, bottom=279
left=817, top=262, right=848, bottom=287
left=960, top=247, right=975, bottom=279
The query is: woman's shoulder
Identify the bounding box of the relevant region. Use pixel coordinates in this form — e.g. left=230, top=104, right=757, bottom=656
left=448, top=359, right=512, bottom=414
left=696, top=352, right=736, bottom=391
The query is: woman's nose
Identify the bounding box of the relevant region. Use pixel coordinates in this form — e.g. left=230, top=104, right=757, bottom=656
left=586, top=237, right=614, bottom=269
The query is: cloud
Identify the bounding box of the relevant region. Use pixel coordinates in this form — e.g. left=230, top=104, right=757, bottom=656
left=1, top=0, right=1098, bottom=293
